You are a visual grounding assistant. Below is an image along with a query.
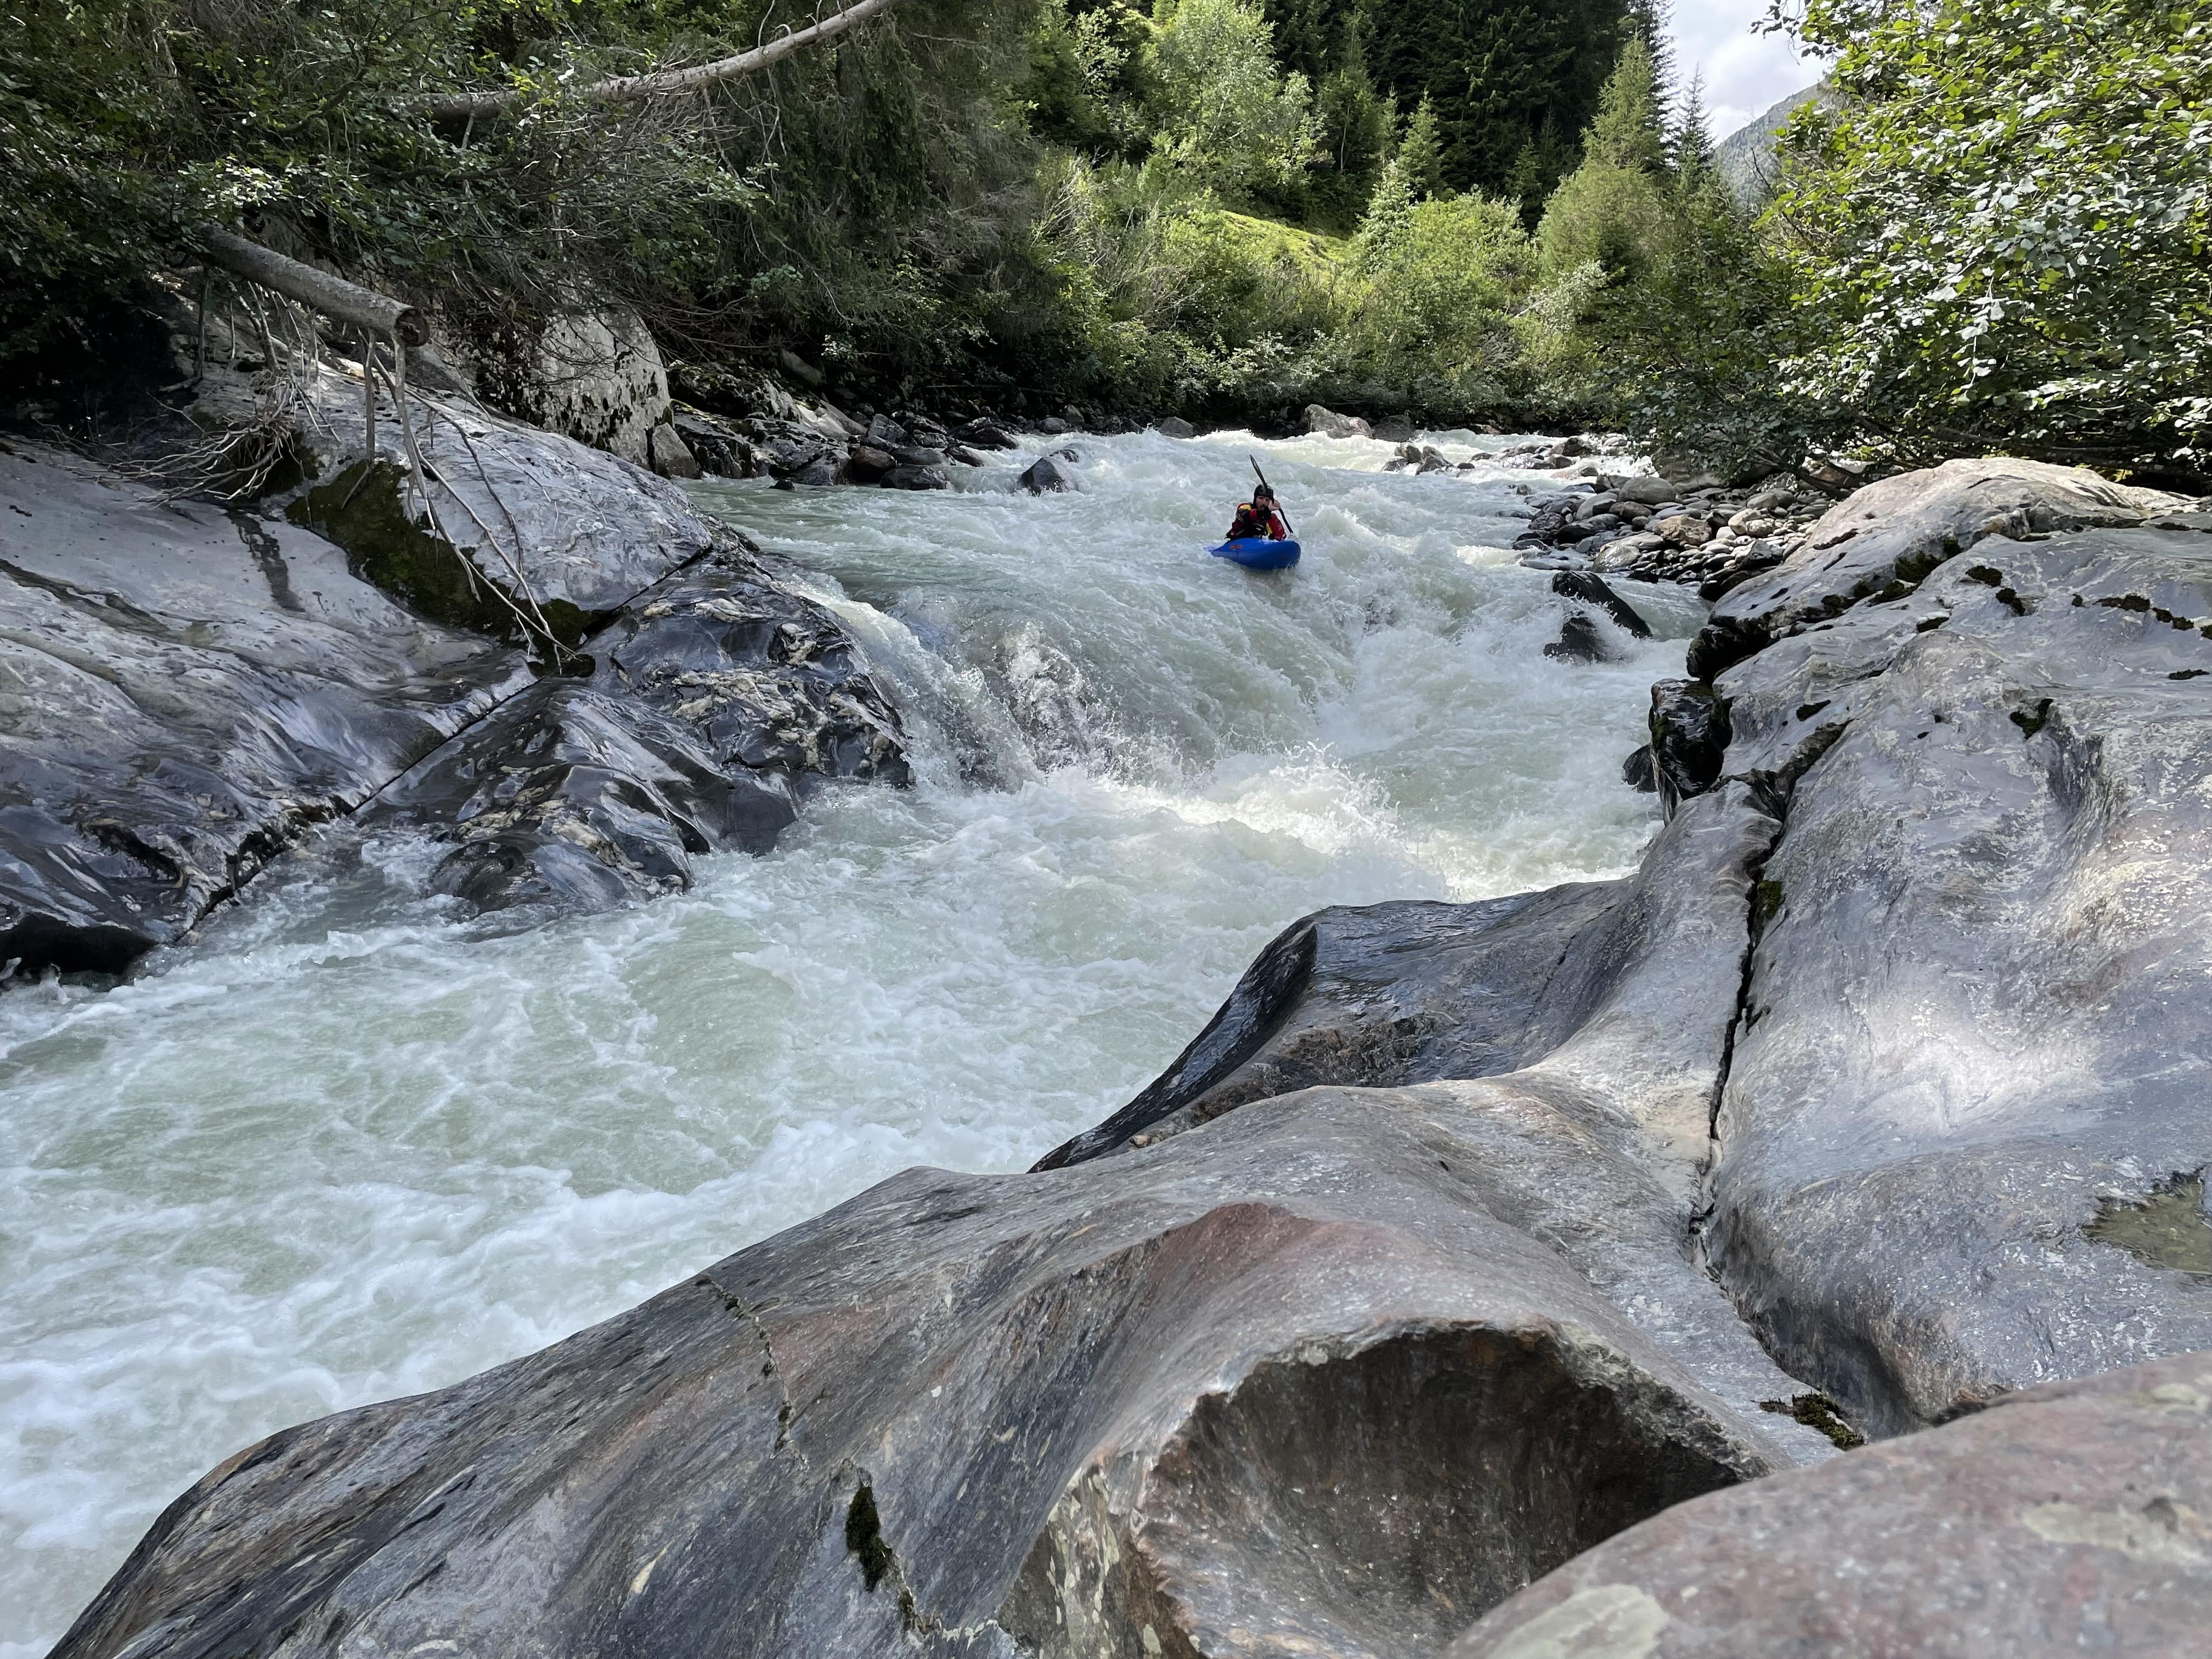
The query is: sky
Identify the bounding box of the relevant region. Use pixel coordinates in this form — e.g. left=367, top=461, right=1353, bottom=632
left=1666, top=0, right=1825, bottom=139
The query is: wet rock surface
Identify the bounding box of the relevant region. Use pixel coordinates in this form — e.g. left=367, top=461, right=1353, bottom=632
left=2, top=348, right=915, bottom=970
left=373, top=546, right=909, bottom=912
left=1700, top=506, right=2212, bottom=1434
left=0, top=441, right=522, bottom=975
left=1447, top=1350, right=2212, bottom=1658
left=46, top=1087, right=1799, bottom=1659
left=37, top=452, right=2212, bottom=1654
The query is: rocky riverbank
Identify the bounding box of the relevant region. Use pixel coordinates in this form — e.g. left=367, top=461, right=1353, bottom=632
left=0, top=330, right=911, bottom=978
left=41, top=455, right=2212, bottom=1656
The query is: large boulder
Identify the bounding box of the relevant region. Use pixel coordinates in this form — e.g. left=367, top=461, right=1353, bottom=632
left=373, top=546, right=910, bottom=911
left=1447, top=1350, right=2212, bottom=1658
left=45, top=1090, right=1799, bottom=1659
left=1700, top=505, right=2212, bottom=1433
left=1685, top=457, right=2190, bottom=681
left=470, top=308, right=673, bottom=469
left=1306, top=405, right=1373, bottom=439
left=0, top=442, right=522, bottom=976
left=255, top=365, right=719, bottom=623
left=50, top=759, right=1853, bottom=1659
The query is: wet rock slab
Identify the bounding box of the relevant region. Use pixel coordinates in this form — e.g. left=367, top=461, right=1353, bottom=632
left=48, top=1087, right=1795, bottom=1659
left=0, top=441, right=523, bottom=975
left=371, top=546, right=909, bottom=911
left=1447, top=1350, right=2212, bottom=1658
left=1698, top=508, right=2212, bottom=1434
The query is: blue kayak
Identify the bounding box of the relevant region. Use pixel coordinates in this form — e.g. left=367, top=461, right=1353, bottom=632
left=1209, top=537, right=1301, bottom=571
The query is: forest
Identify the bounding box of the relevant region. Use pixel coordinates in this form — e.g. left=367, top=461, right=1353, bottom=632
left=3, top=0, right=2207, bottom=482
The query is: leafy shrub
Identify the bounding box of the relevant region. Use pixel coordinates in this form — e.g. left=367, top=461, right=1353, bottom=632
left=1774, top=0, right=2212, bottom=471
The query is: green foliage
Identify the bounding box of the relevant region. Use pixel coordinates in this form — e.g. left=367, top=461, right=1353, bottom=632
left=1533, top=41, right=1670, bottom=283
left=1350, top=0, right=1639, bottom=196
left=1144, top=0, right=1318, bottom=202
left=1338, top=190, right=1536, bottom=405
left=1772, top=0, right=2212, bottom=468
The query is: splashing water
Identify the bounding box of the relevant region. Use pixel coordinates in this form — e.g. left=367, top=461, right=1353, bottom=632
left=0, top=428, right=1699, bottom=1653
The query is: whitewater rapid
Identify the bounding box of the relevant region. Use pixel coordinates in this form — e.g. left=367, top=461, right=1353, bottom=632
left=0, top=427, right=1700, bottom=1654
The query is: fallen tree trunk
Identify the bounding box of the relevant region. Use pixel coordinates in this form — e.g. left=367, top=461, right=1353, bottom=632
left=422, top=0, right=901, bottom=122
left=196, top=225, right=425, bottom=348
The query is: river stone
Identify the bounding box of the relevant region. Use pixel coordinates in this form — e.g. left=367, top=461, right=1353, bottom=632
left=1444, top=1351, right=2212, bottom=1658
left=1645, top=680, right=1730, bottom=817
left=1306, top=404, right=1372, bottom=439
left=844, top=443, right=896, bottom=482
left=1019, top=456, right=1070, bottom=494
left=373, top=544, right=909, bottom=911
left=1551, top=570, right=1652, bottom=639
left=47, top=1077, right=1803, bottom=1659
left=195, top=361, right=726, bottom=621
left=1543, top=611, right=1616, bottom=663
left=1701, top=510, right=2212, bottom=1434
left=1686, top=457, right=2191, bottom=681
left=0, top=441, right=523, bottom=976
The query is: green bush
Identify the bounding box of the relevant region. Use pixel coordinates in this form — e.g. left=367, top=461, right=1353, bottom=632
left=1773, top=0, right=2212, bottom=472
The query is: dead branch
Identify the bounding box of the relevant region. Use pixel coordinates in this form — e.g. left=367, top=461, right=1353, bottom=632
left=421, top=0, right=901, bottom=121
left=198, top=223, right=426, bottom=347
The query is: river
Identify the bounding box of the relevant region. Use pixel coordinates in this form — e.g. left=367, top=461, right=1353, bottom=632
left=0, top=427, right=1699, bottom=1654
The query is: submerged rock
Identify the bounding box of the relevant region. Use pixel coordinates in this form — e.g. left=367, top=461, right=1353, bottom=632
left=1447, top=1351, right=2212, bottom=1658
left=1018, top=456, right=1070, bottom=494
left=0, top=442, right=521, bottom=977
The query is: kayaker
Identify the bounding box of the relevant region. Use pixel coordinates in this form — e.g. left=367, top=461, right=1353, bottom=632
left=1227, top=483, right=1289, bottom=541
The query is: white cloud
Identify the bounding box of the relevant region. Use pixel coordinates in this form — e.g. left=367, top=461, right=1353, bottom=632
left=1666, top=2, right=1826, bottom=138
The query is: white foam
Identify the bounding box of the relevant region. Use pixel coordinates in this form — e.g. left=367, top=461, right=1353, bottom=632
left=0, top=428, right=1686, bottom=1647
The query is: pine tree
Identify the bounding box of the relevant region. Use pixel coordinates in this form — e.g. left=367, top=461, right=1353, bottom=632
left=1585, top=35, right=1668, bottom=174
left=1626, top=0, right=1675, bottom=95
left=1670, top=70, right=1717, bottom=190
left=1397, top=93, right=1446, bottom=200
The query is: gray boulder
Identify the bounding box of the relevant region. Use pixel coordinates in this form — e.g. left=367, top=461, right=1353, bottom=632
left=1551, top=570, right=1652, bottom=639
left=0, top=442, right=521, bottom=976
left=46, top=1087, right=1791, bottom=1659
left=251, top=369, right=721, bottom=620
left=1019, top=456, right=1070, bottom=494
left=1373, top=415, right=1418, bottom=443
left=1154, top=416, right=1196, bottom=439
left=1448, top=1350, right=2212, bottom=1658
left=374, top=547, right=909, bottom=912
left=51, top=749, right=1854, bottom=1659
left=1700, top=505, right=2212, bottom=1432
left=1686, top=456, right=2189, bottom=680
left=1306, top=404, right=1373, bottom=439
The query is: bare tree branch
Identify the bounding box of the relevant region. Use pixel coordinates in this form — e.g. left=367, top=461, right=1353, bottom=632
left=421, top=0, right=902, bottom=122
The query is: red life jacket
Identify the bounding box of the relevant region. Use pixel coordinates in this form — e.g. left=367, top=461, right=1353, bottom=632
left=1229, top=501, right=1285, bottom=540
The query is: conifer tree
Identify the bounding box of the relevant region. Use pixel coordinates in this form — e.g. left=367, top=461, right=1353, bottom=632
left=1584, top=35, right=1669, bottom=173
left=1670, top=70, right=1718, bottom=190
left=1397, top=93, right=1446, bottom=200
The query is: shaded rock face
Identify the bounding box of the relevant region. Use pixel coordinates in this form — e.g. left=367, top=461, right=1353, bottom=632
left=464, top=307, right=673, bottom=469
left=374, top=548, right=910, bottom=912
left=0, top=442, right=522, bottom=975
left=1447, top=1350, right=2212, bottom=1658
left=48, top=1093, right=1790, bottom=1659
left=1699, top=512, right=2212, bottom=1433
